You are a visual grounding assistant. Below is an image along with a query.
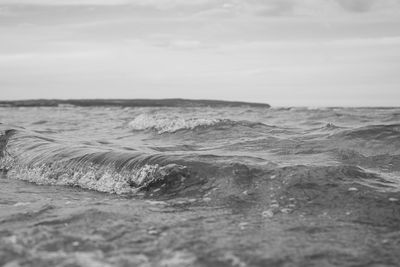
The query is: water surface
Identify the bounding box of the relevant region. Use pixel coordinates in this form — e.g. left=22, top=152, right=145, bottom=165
left=1, top=103, right=400, bottom=266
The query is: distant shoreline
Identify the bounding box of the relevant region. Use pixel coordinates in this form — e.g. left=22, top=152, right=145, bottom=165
left=0, top=99, right=270, bottom=108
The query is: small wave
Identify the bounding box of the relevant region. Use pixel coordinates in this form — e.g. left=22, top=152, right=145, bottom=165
left=31, top=120, right=48, bottom=125
left=303, top=123, right=344, bottom=134
left=324, top=122, right=341, bottom=129
left=128, top=114, right=266, bottom=134
left=3, top=161, right=189, bottom=195
left=333, top=124, right=400, bottom=140
left=0, top=128, right=189, bottom=194
left=274, top=164, right=400, bottom=195
left=336, top=149, right=400, bottom=172
left=326, top=123, right=400, bottom=156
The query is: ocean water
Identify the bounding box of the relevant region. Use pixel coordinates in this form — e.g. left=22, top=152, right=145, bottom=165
left=0, top=102, right=400, bottom=266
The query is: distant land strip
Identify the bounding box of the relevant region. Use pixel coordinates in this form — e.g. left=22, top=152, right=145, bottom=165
left=0, top=99, right=270, bottom=108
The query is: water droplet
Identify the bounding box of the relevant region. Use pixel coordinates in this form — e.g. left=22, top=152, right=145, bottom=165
left=239, top=222, right=249, bottom=230
left=262, top=210, right=274, bottom=218
left=270, top=204, right=279, bottom=209
left=280, top=208, right=292, bottom=214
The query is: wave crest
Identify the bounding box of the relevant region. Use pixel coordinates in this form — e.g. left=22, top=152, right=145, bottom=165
left=0, top=128, right=189, bottom=194
left=334, top=124, right=400, bottom=140
left=128, top=113, right=226, bottom=133
left=128, top=113, right=266, bottom=134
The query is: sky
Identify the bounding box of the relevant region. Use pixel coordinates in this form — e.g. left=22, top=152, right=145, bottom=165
left=0, top=0, right=399, bottom=106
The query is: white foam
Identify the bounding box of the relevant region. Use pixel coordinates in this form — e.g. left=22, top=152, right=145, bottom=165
left=128, top=113, right=225, bottom=134
left=1, top=153, right=187, bottom=194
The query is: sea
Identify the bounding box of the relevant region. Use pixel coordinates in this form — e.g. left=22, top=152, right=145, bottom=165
left=0, top=100, right=399, bottom=267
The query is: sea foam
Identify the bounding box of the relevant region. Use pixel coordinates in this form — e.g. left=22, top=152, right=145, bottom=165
left=128, top=113, right=227, bottom=134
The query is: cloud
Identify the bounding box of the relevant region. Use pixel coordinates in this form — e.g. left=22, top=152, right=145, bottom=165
left=0, top=0, right=129, bottom=5
left=168, top=39, right=202, bottom=49
left=246, top=0, right=400, bottom=17
left=330, top=36, right=400, bottom=46
left=1, top=0, right=399, bottom=17
left=335, top=0, right=375, bottom=12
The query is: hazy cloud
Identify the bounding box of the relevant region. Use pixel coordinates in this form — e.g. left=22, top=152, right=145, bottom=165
left=1, top=0, right=399, bottom=18
left=335, top=0, right=374, bottom=12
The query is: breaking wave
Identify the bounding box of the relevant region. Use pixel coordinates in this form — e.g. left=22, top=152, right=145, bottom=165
left=0, top=128, right=190, bottom=195
left=128, top=113, right=267, bottom=134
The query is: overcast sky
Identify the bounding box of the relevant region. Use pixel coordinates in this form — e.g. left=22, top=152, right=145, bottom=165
left=0, top=0, right=399, bottom=106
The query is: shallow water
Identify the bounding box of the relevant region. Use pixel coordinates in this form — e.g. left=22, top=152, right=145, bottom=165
left=0, top=104, right=400, bottom=266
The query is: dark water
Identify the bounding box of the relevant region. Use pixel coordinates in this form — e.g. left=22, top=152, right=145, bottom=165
left=0, top=103, right=400, bottom=266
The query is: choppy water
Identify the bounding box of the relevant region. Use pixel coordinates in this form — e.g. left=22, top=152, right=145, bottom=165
left=0, top=102, right=400, bottom=266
